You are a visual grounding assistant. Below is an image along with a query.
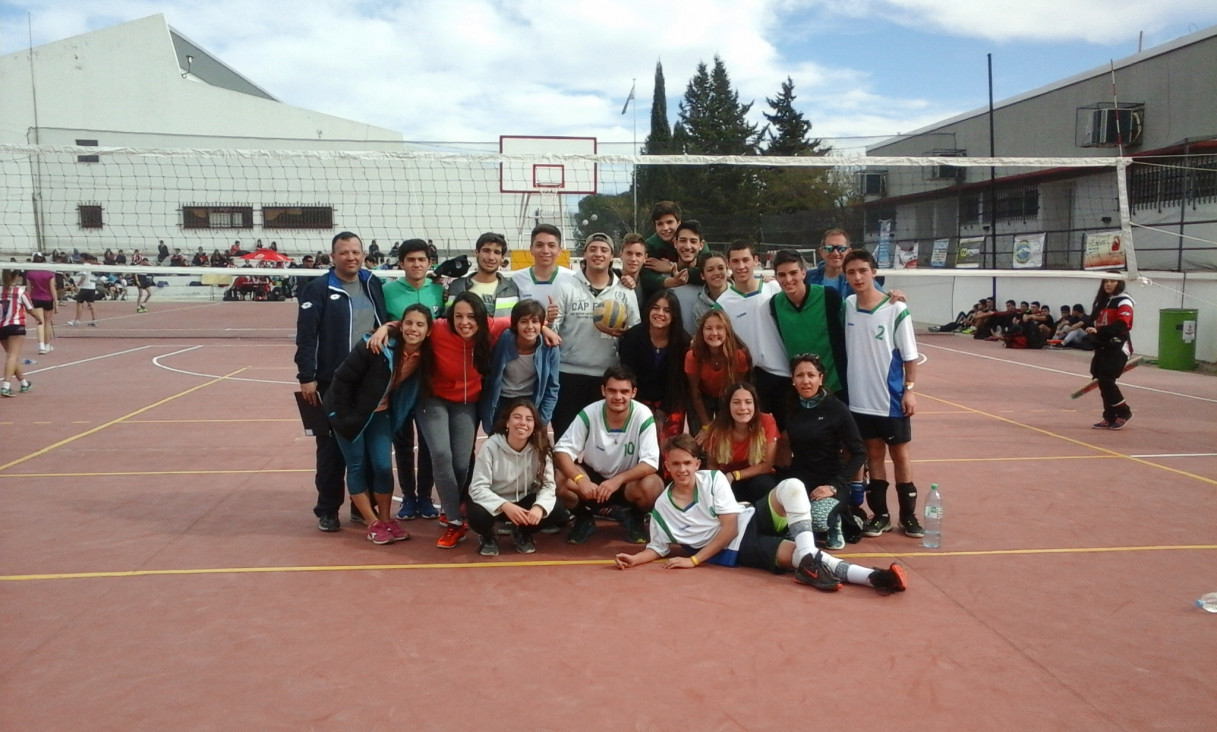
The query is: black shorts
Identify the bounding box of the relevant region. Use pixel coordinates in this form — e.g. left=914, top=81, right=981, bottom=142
left=31, top=299, right=54, bottom=311
left=0, top=324, right=27, bottom=338
left=853, top=412, right=912, bottom=445
left=75, top=289, right=98, bottom=303
left=573, top=463, right=632, bottom=508
left=733, top=501, right=787, bottom=573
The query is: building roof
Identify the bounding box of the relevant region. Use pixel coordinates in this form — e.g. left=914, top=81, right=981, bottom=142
left=169, top=28, right=278, bottom=102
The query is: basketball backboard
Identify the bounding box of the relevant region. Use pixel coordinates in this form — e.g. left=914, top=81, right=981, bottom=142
left=500, top=136, right=597, bottom=195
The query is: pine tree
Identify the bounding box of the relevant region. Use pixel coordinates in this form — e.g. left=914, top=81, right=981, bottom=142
left=763, top=76, right=825, bottom=156
left=759, top=76, right=844, bottom=221
left=637, top=61, right=678, bottom=223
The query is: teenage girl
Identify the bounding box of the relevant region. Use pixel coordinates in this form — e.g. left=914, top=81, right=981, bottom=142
left=1086, top=278, right=1134, bottom=429
left=685, top=309, right=752, bottom=438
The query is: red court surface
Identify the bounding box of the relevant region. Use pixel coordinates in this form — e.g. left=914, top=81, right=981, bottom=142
left=2, top=301, right=1217, bottom=731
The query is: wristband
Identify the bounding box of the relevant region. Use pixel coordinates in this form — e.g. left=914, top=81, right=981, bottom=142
left=700, top=425, right=710, bottom=432
left=733, top=470, right=741, bottom=481
left=690, top=555, right=700, bottom=567
left=573, top=474, right=586, bottom=483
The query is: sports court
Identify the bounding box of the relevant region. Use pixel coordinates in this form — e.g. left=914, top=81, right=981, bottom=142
left=2, top=300, right=1216, bottom=730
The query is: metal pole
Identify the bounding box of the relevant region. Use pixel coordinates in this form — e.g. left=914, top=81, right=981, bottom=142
left=987, top=53, right=997, bottom=272
left=632, top=77, right=638, bottom=232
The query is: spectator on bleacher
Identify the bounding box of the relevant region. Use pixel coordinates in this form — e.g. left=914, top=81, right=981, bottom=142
left=191, top=248, right=208, bottom=267
left=686, top=309, right=753, bottom=437
left=1057, top=304, right=1094, bottom=349
left=445, top=232, right=519, bottom=318
left=367, top=240, right=380, bottom=261
left=929, top=301, right=983, bottom=333
left=270, top=242, right=279, bottom=252
left=157, top=241, right=170, bottom=264
left=170, top=249, right=186, bottom=267
left=972, top=299, right=1017, bottom=339
left=132, top=250, right=147, bottom=266
left=618, top=290, right=690, bottom=445
left=1027, top=303, right=1055, bottom=340
left=103, top=248, right=117, bottom=266
left=115, top=250, right=127, bottom=265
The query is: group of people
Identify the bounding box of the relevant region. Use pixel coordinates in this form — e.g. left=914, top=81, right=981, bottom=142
left=294, top=203, right=924, bottom=596
left=929, top=284, right=1136, bottom=429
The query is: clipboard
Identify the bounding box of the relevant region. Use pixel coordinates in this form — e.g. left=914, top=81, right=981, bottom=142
left=295, top=391, right=331, bottom=437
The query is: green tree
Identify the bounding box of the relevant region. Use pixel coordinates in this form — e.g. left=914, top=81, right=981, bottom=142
left=637, top=61, right=678, bottom=224
left=763, top=76, right=825, bottom=156
left=674, top=56, right=764, bottom=239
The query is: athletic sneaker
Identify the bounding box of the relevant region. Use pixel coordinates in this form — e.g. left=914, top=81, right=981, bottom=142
left=826, top=526, right=845, bottom=550
left=87, top=321, right=98, bottom=327
left=384, top=519, right=409, bottom=542
left=417, top=498, right=439, bottom=519
left=0, top=387, right=12, bottom=398
left=1109, top=416, right=1131, bottom=430
left=478, top=535, right=500, bottom=556
left=349, top=509, right=368, bottom=526
left=869, top=564, right=908, bottom=595
left=65, top=320, right=79, bottom=326
left=863, top=515, right=892, bottom=537
left=496, top=521, right=514, bottom=536
left=622, top=512, right=648, bottom=544
left=137, top=306, right=148, bottom=313
left=367, top=521, right=395, bottom=545
left=317, top=514, right=340, bottom=532
left=900, top=516, right=926, bottom=538
left=1092, top=419, right=1112, bottom=429
left=794, top=551, right=842, bottom=592
left=396, top=497, right=418, bottom=520
left=566, top=515, right=597, bottom=545
left=437, top=523, right=467, bottom=549
left=512, top=526, right=536, bottom=554
left=38, top=345, right=49, bottom=354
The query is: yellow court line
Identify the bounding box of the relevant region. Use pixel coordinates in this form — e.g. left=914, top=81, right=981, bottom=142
left=1, top=469, right=312, bottom=478
left=3, top=545, right=1215, bottom=582
left=913, top=455, right=1113, bottom=464
left=123, top=418, right=297, bottom=424
left=919, top=392, right=1217, bottom=487
left=0, top=367, right=249, bottom=473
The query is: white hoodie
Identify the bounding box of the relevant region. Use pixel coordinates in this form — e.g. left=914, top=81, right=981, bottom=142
left=468, top=433, right=558, bottom=516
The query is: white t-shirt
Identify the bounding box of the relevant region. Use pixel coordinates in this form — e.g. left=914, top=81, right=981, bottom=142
left=647, top=470, right=754, bottom=566
left=843, top=293, right=919, bottom=418
left=554, top=398, right=660, bottom=478
left=716, top=280, right=788, bottom=376
left=512, top=266, right=575, bottom=307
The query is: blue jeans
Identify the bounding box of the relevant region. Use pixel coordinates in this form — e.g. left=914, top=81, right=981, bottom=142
left=416, top=396, right=479, bottom=525
left=334, top=410, right=395, bottom=496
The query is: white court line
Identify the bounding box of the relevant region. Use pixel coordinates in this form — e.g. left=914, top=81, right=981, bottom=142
left=151, top=345, right=296, bottom=385
left=920, top=342, right=1217, bottom=404
left=1129, top=453, right=1217, bottom=458
left=24, top=345, right=153, bottom=374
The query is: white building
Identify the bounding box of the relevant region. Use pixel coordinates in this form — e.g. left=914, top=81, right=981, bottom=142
left=0, top=15, right=548, bottom=258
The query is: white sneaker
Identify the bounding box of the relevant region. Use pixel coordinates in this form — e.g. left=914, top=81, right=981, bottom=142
left=38, top=346, right=48, bottom=354
left=65, top=320, right=79, bottom=326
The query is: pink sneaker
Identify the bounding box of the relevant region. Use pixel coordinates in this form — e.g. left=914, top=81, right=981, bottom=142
left=384, top=519, right=410, bottom=542
left=367, top=521, right=395, bottom=545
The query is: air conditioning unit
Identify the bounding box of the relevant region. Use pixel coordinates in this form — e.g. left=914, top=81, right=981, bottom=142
left=862, top=172, right=886, bottom=196
left=1081, top=106, right=1144, bottom=147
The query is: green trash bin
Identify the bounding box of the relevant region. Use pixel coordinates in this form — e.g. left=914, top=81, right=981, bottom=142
left=1158, top=308, right=1198, bottom=371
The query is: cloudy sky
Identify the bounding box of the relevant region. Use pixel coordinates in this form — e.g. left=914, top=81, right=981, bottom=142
left=2, top=0, right=1215, bottom=153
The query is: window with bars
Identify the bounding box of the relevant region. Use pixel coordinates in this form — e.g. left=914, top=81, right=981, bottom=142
left=262, top=206, right=334, bottom=230
left=961, top=188, right=1039, bottom=224
left=1129, top=155, right=1217, bottom=211
left=183, top=206, right=254, bottom=229
left=78, top=204, right=103, bottom=229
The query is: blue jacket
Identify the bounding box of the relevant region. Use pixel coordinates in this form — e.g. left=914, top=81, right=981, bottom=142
left=480, top=331, right=560, bottom=432
left=323, top=335, right=420, bottom=441
left=295, top=269, right=387, bottom=384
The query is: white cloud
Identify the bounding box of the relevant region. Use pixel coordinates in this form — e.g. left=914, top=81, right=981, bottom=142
left=3, top=0, right=1213, bottom=147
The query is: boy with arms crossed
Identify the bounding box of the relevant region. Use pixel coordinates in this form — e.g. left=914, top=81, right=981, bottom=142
left=841, top=250, right=923, bottom=539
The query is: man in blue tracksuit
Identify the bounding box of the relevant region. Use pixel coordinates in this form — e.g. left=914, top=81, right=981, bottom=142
left=295, top=232, right=387, bottom=532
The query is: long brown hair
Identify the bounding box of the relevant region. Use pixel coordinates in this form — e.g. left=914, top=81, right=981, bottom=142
left=492, top=398, right=552, bottom=488
left=706, top=382, right=768, bottom=466
left=690, top=309, right=752, bottom=397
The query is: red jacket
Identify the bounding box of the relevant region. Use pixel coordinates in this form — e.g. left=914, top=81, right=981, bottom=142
left=429, top=317, right=510, bottom=403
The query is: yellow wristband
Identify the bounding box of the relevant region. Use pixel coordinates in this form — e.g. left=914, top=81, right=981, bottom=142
left=573, top=474, right=585, bottom=483
left=690, top=555, right=700, bottom=567
left=733, top=470, right=741, bottom=481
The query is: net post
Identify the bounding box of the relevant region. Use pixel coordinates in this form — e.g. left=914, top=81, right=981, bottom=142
left=1114, top=156, right=1140, bottom=279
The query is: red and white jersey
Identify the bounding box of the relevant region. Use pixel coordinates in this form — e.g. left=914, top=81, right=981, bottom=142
left=0, top=286, right=33, bottom=327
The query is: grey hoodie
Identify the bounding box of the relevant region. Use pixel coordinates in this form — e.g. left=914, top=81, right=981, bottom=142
left=468, top=433, right=557, bottom=517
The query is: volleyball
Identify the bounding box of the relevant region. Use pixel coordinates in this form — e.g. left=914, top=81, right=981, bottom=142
left=594, top=299, right=630, bottom=330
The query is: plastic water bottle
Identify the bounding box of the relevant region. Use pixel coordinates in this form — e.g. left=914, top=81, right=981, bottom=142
left=1197, top=593, right=1217, bottom=613
left=22, top=358, right=37, bottom=365
left=922, top=483, right=942, bottom=549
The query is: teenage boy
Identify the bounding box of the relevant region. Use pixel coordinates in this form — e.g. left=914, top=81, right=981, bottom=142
left=554, top=366, right=664, bottom=545
left=446, top=232, right=519, bottom=317
left=549, top=233, right=642, bottom=438
left=382, top=238, right=445, bottom=521
left=666, top=220, right=710, bottom=334
left=716, top=240, right=791, bottom=423
left=512, top=223, right=574, bottom=306
left=841, top=250, right=923, bottom=539
left=640, top=201, right=707, bottom=299
left=618, top=233, right=648, bottom=311
left=769, top=249, right=848, bottom=400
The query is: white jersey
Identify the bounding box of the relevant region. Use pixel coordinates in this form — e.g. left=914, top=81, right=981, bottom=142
left=554, top=399, right=660, bottom=478
left=843, top=293, right=919, bottom=418
left=512, top=266, right=575, bottom=307
left=551, top=268, right=641, bottom=376
left=716, top=280, right=789, bottom=376
left=647, top=470, right=754, bottom=567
